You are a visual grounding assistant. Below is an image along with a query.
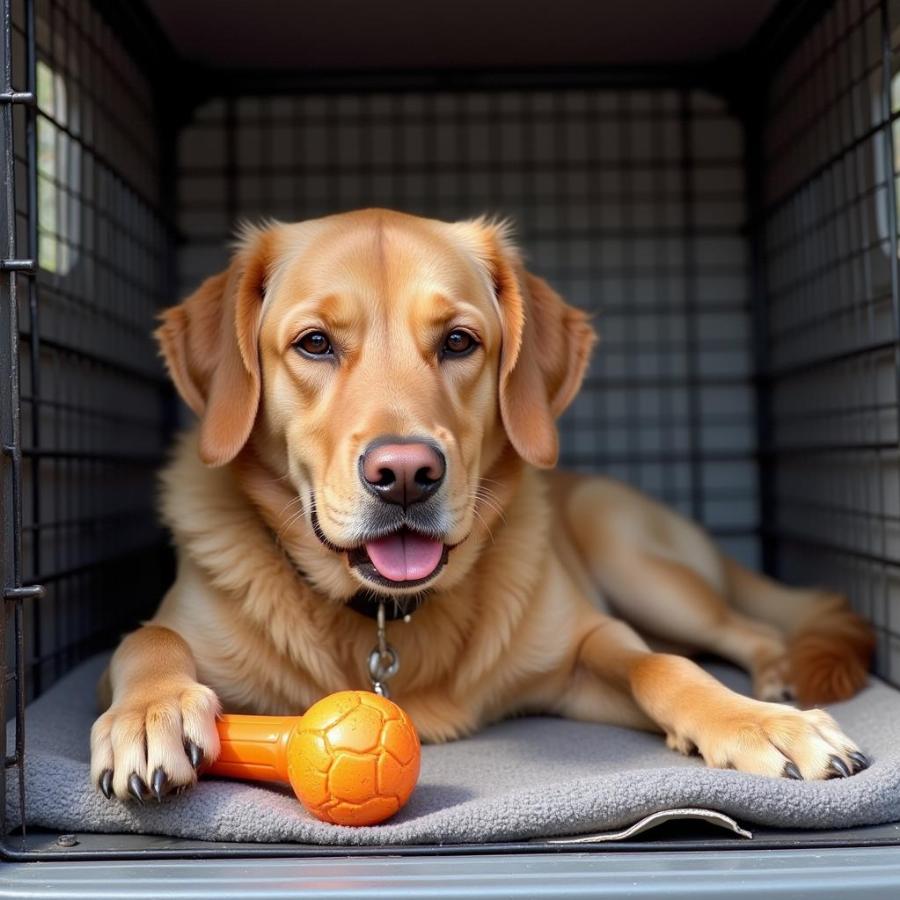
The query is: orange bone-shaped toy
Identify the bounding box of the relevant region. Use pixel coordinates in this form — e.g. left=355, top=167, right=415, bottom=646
left=206, top=690, right=420, bottom=826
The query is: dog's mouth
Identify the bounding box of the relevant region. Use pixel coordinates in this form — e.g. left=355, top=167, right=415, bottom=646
left=348, top=527, right=450, bottom=588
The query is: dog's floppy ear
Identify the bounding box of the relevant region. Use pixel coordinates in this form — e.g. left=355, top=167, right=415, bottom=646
left=461, top=219, right=597, bottom=468
left=155, top=227, right=274, bottom=467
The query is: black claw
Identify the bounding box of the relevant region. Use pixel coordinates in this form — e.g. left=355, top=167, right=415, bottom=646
left=780, top=689, right=795, bottom=701
left=151, top=768, right=168, bottom=803
left=186, top=740, right=203, bottom=769
left=783, top=761, right=803, bottom=780
left=829, top=755, right=851, bottom=778
left=99, top=769, right=113, bottom=800
left=128, top=773, right=146, bottom=804
left=849, top=751, right=870, bottom=772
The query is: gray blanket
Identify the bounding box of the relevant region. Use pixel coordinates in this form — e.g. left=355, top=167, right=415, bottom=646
left=6, top=654, right=900, bottom=845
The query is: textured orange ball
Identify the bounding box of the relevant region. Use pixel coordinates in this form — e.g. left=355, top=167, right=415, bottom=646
left=210, top=691, right=421, bottom=826
left=287, top=691, right=420, bottom=826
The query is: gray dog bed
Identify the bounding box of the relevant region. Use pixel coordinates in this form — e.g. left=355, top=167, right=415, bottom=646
left=6, top=653, right=900, bottom=845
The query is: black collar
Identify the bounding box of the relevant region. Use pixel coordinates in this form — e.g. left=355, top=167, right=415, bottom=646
left=345, top=590, right=429, bottom=621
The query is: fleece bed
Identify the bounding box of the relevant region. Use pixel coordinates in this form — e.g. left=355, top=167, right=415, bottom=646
left=6, top=653, right=900, bottom=845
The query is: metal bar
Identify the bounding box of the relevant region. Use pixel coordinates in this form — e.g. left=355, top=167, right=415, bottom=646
left=0, top=90, right=32, bottom=104
left=679, top=89, right=704, bottom=523
left=179, top=153, right=747, bottom=178
left=0, top=0, right=11, bottom=842
left=185, top=62, right=729, bottom=102
left=17, top=447, right=160, bottom=465
left=741, top=84, right=777, bottom=574
left=0, top=0, right=32, bottom=847
left=0, top=258, right=33, bottom=270
left=4, top=585, right=43, bottom=601
left=876, top=0, right=900, bottom=671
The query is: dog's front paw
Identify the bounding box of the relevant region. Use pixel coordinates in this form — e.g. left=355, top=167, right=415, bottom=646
left=686, top=700, right=869, bottom=780
left=90, top=680, right=220, bottom=802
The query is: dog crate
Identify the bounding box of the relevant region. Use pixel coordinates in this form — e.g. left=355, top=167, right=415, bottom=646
left=4, top=0, right=900, bottom=894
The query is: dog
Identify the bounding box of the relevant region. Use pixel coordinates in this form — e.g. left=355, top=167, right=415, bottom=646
left=90, top=209, right=875, bottom=802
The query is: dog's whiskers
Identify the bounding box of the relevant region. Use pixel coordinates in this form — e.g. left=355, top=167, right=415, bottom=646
left=475, top=483, right=505, bottom=505
left=470, top=488, right=506, bottom=524
left=470, top=505, right=496, bottom=544
left=474, top=492, right=504, bottom=517
left=275, top=495, right=304, bottom=519
left=277, top=506, right=308, bottom=540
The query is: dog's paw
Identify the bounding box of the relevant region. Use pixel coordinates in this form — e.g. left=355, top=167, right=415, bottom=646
left=687, top=700, right=869, bottom=780
left=90, top=681, right=221, bottom=802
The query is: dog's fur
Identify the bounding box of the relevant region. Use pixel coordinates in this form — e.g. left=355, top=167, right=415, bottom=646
left=91, top=209, right=875, bottom=801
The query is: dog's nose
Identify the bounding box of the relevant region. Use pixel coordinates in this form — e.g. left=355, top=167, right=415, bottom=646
left=360, top=440, right=446, bottom=506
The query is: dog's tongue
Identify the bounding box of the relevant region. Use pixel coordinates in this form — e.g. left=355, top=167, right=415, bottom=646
left=364, top=531, right=444, bottom=582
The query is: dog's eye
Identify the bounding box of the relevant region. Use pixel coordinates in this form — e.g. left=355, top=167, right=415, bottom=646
left=294, top=330, right=333, bottom=358
left=442, top=329, right=478, bottom=358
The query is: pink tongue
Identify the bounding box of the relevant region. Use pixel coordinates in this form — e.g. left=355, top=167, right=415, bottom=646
left=364, top=532, right=444, bottom=582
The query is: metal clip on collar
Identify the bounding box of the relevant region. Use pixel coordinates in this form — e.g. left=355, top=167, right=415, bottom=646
left=367, top=600, right=399, bottom=697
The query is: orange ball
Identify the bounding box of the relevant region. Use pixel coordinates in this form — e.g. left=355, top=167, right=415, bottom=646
left=287, top=690, right=420, bottom=826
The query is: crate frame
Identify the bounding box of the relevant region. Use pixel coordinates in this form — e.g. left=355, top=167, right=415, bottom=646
left=5, top=0, right=900, bottom=865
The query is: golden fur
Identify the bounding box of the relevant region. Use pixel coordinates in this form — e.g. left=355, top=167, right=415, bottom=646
left=91, top=209, right=875, bottom=802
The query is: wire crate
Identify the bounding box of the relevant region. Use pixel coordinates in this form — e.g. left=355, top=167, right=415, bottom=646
left=3, top=0, right=900, bottom=876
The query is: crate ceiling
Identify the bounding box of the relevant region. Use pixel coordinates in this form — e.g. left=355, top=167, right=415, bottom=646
left=145, top=0, right=778, bottom=70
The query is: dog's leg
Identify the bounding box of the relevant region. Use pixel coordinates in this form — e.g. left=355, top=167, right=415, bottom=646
left=563, top=476, right=872, bottom=704
left=598, top=550, right=793, bottom=702
left=90, top=625, right=220, bottom=802
left=724, top=558, right=874, bottom=706
left=572, top=615, right=868, bottom=779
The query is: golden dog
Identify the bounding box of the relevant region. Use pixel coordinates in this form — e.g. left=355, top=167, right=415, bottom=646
left=90, top=209, right=875, bottom=802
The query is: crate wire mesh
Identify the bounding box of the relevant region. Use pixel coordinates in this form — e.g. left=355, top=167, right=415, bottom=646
left=0, top=0, right=38, bottom=842
left=22, top=0, right=173, bottom=698
left=759, top=0, right=900, bottom=683
left=1, top=0, right=175, bottom=844
left=3, top=0, right=900, bottom=860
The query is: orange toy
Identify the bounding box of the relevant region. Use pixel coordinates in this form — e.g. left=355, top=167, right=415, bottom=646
left=206, top=690, right=420, bottom=826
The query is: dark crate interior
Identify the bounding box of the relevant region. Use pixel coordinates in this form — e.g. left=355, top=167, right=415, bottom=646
left=3, top=0, right=900, bottom=858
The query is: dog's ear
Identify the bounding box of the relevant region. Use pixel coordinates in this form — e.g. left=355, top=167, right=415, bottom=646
left=155, top=227, right=274, bottom=467
left=460, top=219, right=597, bottom=468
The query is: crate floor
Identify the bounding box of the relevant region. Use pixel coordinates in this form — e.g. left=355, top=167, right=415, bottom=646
left=6, top=654, right=900, bottom=845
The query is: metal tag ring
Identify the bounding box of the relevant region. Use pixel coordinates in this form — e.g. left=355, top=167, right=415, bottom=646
left=368, top=645, right=399, bottom=683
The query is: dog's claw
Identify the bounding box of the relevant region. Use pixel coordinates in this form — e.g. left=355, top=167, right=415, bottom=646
left=783, top=761, right=803, bottom=780
left=99, top=769, right=113, bottom=799
left=849, top=751, right=870, bottom=773
left=186, top=740, right=203, bottom=769
left=128, top=773, right=146, bottom=804
left=828, top=755, right=851, bottom=778
left=151, top=768, right=167, bottom=803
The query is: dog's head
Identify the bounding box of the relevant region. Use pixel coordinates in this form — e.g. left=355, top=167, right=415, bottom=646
left=156, top=210, right=596, bottom=596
